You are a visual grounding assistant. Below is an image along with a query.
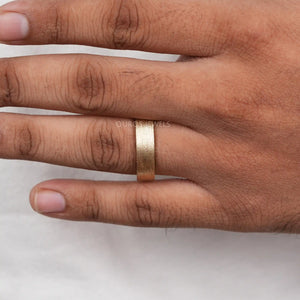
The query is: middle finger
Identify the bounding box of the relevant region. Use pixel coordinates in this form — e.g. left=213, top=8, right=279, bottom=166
left=0, top=54, right=197, bottom=124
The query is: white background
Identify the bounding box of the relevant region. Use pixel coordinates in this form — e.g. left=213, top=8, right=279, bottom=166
left=1, top=1, right=300, bottom=299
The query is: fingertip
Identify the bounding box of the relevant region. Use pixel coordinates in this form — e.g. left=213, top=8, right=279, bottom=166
left=29, top=186, right=37, bottom=209
left=0, top=1, right=30, bottom=41
left=30, top=187, right=66, bottom=214
left=29, top=179, right=69, bottom=214
left=0, top=11, right=29, bottom=41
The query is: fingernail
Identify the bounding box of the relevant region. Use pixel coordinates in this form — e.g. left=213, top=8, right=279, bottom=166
left=34, top=190, right=66, bottom=213
left=0, top=12, right=29, bottom=41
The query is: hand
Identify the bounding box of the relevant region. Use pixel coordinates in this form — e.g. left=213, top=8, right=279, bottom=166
left=0, top=0, right=299, bottom=232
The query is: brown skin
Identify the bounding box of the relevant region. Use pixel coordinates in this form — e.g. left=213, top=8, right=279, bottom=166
left=0, top=0, right=299, bottom=232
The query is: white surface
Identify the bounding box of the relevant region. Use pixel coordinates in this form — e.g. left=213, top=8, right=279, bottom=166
left=1, top=2, right=300, bottom=299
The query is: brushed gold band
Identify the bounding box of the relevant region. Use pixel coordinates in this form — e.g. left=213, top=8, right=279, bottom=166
left=135, top=120, right=156, bottom=182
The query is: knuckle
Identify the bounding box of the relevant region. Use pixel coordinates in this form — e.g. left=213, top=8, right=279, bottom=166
left=81, top=188, right=102, bottom=221
left=269, top=209, right=300, bottom=234
left=86, top=120, right=123, bottom=172
left=193, top=101, right=251, bottom=137
left=126, top=185, right=163, bottom=227
left=222, top=195, right=265, bottom=231
left=15, top=120, right=41, bottom=158
left=44, top=1, right=64, bottom=43
left=50, top=7, right=61, bottom=43
left=108, top=0, right=148, bottom=49
left=274, top=218, right=300, bottom=234
left=231, top=13, right=277, bottom=55
left=0, top=59, right=21, bottom=107
left=125, top=185, right=182, bottom=227
left=194, top=74, right=269, bottom=136
left=70, top=58, right=113, bottom=113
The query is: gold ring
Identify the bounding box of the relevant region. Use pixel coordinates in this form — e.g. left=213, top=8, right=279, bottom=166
left=135, top=120, right=156, bottom=182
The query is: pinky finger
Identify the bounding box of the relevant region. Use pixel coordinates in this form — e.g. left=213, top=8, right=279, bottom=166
left=29, top=179, right=222, bottom=228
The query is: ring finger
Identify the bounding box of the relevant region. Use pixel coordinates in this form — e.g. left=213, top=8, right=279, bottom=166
left=0, top=112, right=209, bottom=177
